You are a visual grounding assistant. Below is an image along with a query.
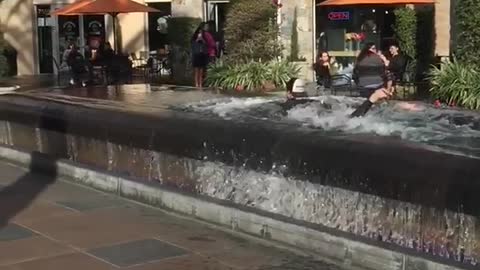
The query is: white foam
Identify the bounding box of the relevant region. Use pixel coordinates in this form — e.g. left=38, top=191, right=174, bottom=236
left=286, top=103, right=408, bottom=136
left=187, top=97, right=279, bottom=118
left=0, top=85, right=20, bottom=94
left=183, top=95, right=480, bottom=156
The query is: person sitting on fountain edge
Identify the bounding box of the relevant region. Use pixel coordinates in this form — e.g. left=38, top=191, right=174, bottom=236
left=350, top=42, right=394, bottom=117
left=350, top=42, right=425, bottom=116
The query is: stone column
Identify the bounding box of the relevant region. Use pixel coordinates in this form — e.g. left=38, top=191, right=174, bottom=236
left=172, top=0, right=203, bottom=18
left=114, top=0, right=148, bottom=54
left=0, top=0, right=36, bottom=75
left=434, top=0, right=450, bottom=57
left=280, top=0, right=315, bottom=81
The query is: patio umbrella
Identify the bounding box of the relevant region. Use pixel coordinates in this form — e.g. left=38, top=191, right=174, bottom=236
left=51, top=0, right=93, bottom=16
left=52, top=0, right=160, bottom=52
left=318, top=0, right=435, bottom=5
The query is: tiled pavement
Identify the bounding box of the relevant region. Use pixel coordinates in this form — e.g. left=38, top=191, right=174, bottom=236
left=0, top=161, right=339, bottom=270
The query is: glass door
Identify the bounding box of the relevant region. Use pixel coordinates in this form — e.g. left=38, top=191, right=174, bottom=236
left=205, top=0, right=229, bottom=56
left=36, top=5, right=54, bottom=74
left=205, top=0, right=229, bottom=32
left=84, top=15, right=106, bottom=50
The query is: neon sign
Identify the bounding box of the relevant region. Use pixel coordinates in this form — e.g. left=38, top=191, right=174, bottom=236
left=328, top=11, right=350, bottom=21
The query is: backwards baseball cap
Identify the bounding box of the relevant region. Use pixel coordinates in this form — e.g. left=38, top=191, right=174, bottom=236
left=286, top=78, right=307, bottom=98
left=286, top=78, right=306, bottom=92
left=292, top=79, right=306, bottom=93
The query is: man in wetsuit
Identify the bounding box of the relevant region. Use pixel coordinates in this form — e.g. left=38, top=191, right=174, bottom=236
left=282, top=78, right=391, bottom=117
left=281, top=78, right=315, bottom=111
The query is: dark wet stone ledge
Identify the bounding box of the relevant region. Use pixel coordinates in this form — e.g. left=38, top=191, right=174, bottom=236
left=0, top=94, right=478, bottom=216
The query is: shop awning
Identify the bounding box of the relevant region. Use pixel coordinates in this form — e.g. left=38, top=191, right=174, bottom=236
left=318, top=0, right=435, bottom=6
left=51, top=0, right=160, bottom=16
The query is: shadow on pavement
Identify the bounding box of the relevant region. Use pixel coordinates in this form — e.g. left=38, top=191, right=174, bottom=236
left=0, top=152, right=58, bottom=228
left=0, top=107, right=66, bottom=228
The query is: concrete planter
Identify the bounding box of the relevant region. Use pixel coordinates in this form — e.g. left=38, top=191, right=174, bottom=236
left=170, top=46, right=193, bottom=85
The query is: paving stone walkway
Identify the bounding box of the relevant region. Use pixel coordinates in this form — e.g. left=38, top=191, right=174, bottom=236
left=0, top=161, right=339, bottom=270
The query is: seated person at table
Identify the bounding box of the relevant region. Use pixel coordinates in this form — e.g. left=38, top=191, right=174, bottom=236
left=313, top=51, right=337, bottom=88
left=103, top=42, right=115, bottom=62
left=386, top=44, right=407, bottom=84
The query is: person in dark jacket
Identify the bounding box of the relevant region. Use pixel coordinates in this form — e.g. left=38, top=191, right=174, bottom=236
left=314, top=51, right=337, bottom=88
left=66, top=45, right=88, bottom=87
left=387, top=44, right=407, bottom=83
left=353, top=42, right=389, bottom=97
left=350, top=43, right=393, bottom=117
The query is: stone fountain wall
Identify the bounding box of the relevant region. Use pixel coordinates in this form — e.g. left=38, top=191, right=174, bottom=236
left=0, top=95, right=478, bottom=269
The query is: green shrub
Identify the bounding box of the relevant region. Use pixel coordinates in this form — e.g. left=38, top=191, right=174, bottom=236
left=223, top=0, right=282, bottom=62
left=393, top=7, right=417, bottom=81
left=167, top=17, right=202, bottom=50
left=415, top=8, right=435, bottom=81
left=0, top=55, right=7, bottom=78
left=0, top=34, right=8, bottom=78
left=289, top=7, right=299, bottom=61
left=205, top=60, right=299, bottom=92
left=455, top=0, right=480, bottom=66
left=267, top=60, right=301, bottom=88
left=428, top=60, right=480, bottom=110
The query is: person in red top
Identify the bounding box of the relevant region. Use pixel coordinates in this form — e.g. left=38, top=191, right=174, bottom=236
left=191, top=22, right=217, bottom=88
left=202, top=22, right=217, bottom=64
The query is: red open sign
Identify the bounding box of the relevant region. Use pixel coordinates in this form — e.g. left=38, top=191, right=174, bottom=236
left=328, top=12, right=350, bottom=21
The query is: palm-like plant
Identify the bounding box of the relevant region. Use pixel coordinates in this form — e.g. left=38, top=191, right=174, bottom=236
left=205, top=60, right=299, bottom=92
left=267, top=60, right=301, bottom=89
left=428, top=60, right=480, bottom=109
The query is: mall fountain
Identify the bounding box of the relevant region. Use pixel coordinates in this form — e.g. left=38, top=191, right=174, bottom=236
left=0, top=84, right=478, bottom=270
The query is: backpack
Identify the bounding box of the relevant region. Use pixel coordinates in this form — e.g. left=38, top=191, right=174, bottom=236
left=192, top=40, right=207, bottom=55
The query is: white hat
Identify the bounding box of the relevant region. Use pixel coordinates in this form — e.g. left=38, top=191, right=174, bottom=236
left=292, top=79, right=306, bottom=93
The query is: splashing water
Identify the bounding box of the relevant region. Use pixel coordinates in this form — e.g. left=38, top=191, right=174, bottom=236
left=194, top=160, right=479, bottom=265
left=184, top=97, right=281, bottom=118
left=178, top=95, right=480, bottom=157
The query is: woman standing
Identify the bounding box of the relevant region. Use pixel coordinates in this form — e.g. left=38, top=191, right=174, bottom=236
left=203, top=21, right=217, bottom=63
left=191, top=23, right=209, bottom=88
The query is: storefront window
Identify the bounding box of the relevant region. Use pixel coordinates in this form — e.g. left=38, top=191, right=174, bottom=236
left=147, top=2, right=172, bottom=52
left=58, top=15, right=80, bottom=53
left=84, top=15, right=106, bottom=49
left=316, top=5, right=396, bottom=59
